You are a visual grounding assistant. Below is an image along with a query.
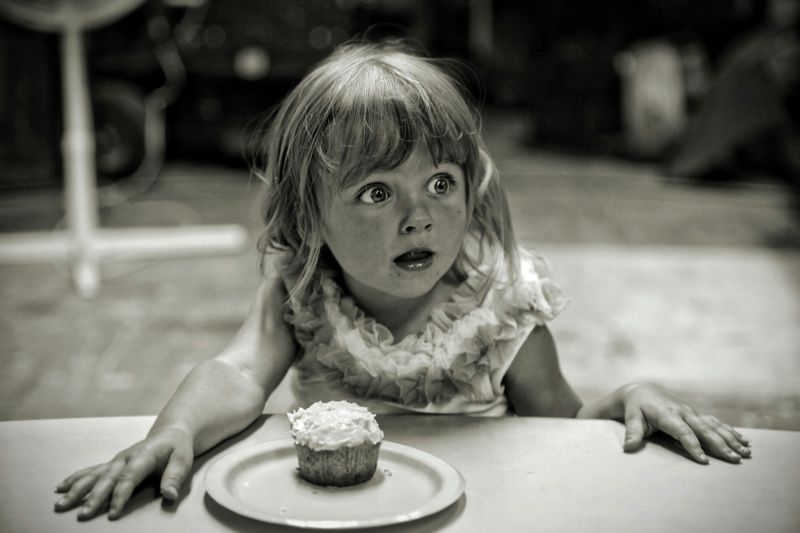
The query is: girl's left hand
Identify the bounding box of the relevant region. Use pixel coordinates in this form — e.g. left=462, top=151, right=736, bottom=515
left=620, top=383, right=751, bottom=464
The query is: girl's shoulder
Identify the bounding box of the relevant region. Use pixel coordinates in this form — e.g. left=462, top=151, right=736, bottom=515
left=515, top=246, right=569, bottom=323
left=459, top=244, right=569, bottom=328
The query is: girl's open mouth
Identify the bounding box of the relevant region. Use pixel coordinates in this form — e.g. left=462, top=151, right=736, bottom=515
left=393, top=249, right=434, bottom=271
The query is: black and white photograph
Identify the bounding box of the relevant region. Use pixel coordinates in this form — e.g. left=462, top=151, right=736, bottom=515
left=1, top=0, right=798, bottom=531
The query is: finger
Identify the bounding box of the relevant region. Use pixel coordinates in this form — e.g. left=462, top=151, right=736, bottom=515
left=709, top=419, right=751, bottom=458
left=699, top=416, right=751, bottom=456
left=159, top=446, right=193, bottom=501
left=107, top=453, right=159, bottom=520
left=54, top=468, right=104, bottom=512
left=656, top=415, right=709, bottom=464
left=732, top=427, right=750, bottom=447
left=623, top=409, right=647, bottom=452
left=74, top=460, right=127, bottom=521
left=687, top=415, right=750, bottom=462
left=55, top=465, right=103, bottom=493
left=693, top=416, right=751, bottom=462
left=685, top=415, right=744, bottom=463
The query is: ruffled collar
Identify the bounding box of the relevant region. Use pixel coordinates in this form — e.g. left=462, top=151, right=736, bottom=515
left=286, top=246, right=567, bottom=407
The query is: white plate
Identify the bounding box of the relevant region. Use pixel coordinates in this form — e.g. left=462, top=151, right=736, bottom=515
left=204, top=439, right=465, bottom=529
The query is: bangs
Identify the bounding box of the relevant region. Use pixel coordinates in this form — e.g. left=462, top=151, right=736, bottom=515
left=311, top=55, right=479, bottom=190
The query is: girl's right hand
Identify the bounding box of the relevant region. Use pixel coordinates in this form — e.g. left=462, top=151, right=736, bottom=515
left=54, top=426, right=194, bottom=520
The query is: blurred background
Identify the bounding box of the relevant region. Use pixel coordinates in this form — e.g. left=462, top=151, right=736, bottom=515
left=0, top=0, right=798, bottom=428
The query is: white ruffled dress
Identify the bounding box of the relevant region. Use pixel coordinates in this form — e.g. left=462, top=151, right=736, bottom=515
left=283, top=247, right=567, bottom=416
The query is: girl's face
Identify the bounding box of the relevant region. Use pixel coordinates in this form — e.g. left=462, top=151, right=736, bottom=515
left=322, top=147, right=468, bottom=308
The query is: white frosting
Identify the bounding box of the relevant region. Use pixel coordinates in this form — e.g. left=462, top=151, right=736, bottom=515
left=288, top=400, right=384, bottom=451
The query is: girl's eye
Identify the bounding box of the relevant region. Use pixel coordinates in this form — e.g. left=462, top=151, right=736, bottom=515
left=428, top=174, right=455, bottom=195
left=357, top=184, right=391, bottom=204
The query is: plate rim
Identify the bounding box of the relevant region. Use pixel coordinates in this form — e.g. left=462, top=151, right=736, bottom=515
left=204, top=438, right=465, bottom=529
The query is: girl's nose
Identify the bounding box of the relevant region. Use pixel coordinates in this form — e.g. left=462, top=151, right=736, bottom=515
left=399, top=205, right=433, bottom=234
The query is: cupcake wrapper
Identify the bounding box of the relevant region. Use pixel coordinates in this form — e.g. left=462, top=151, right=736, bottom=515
left=295, top=442, right=381, bottom=487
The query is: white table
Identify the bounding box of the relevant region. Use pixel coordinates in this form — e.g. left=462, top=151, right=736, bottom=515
left=1, top=415, right=798, bottom=532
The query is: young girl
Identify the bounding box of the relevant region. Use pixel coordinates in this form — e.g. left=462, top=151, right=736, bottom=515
left=54, top=41, right=751, bottom=521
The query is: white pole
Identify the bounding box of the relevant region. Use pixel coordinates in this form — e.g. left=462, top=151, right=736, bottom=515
left=61, top=23, right=100, bottom=297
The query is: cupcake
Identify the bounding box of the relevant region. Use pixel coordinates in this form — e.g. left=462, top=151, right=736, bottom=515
left=288, top=400, right=384, bottom=487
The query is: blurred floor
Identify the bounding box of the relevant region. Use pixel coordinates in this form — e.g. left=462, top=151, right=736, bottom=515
left=1, top=111, right=799, bottom=429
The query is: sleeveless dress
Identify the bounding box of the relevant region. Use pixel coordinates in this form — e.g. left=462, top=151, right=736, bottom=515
left=282, top=246, right=567, bottom=416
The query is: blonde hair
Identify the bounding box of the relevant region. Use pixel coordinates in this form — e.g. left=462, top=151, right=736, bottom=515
left=251, top=40, right=517, bottom=305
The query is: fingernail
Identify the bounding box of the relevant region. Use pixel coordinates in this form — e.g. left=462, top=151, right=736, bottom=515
left=162, top=487, right=178, bottom=500
left=57, top=497, right=73, bottom=510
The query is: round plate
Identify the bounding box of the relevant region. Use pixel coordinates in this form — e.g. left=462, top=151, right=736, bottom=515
left=204, top=439, right=465, bottom=529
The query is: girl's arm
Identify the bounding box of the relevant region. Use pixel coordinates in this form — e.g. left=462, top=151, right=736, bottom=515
left=156, top=269, right=298, bottom=454
left=54, top=269, right=296, bottom=521
left=503, top=326, right=751, bottom=464
left=503, top=325, right=583, bottom=417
